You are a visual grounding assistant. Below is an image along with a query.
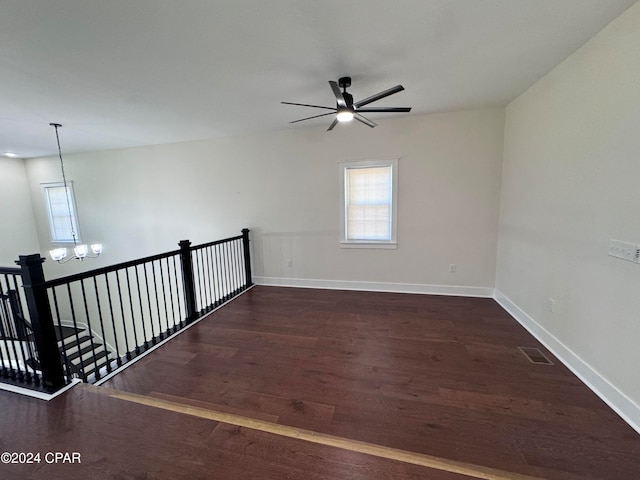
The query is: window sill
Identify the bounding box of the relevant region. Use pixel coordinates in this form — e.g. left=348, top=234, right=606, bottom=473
left=340, top=241, right=397, bottom=250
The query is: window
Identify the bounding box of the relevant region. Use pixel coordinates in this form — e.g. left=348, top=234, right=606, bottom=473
left=42, top=182, right=81, bottom=243
left=339, top=159, right=398, bottom=248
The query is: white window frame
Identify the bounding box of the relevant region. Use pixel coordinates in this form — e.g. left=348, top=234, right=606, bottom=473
left=339, top=158, right=398, bottom=249
left=41, top=181, right=81, bottom=244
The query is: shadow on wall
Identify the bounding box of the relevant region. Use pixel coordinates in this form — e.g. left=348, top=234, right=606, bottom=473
left=254, top=229, right=340, bottom=280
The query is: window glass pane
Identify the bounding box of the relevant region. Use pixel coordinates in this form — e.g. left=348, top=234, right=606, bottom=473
left=44, top=184, right=79, bottom=242
left=346, top=166, right=392, bottom=241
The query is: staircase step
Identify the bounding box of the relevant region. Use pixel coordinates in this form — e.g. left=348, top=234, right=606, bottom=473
left=67, top=343, right=105, bottom=362
left=60, top=335, right=93, bottom=350
left=55, top=325, right=84, bottom=341
left=71, top=349, right=110, bottom=366
left=81, top=354, right=112, bottom=379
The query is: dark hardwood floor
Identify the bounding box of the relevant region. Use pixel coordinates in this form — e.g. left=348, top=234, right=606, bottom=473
left=1, top=286, right=639, bottom=479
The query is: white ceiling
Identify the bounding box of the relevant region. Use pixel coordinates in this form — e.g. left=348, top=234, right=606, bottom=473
left=0, top=0, right=636, bottom=158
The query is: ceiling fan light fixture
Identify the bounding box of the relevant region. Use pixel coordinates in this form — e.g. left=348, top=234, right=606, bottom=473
left=282, top=77, right=411, bottom=130
left=336, top=110, right=354, bottom=122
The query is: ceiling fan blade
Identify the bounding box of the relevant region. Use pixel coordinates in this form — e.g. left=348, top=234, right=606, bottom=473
left=355, top=107, right=412, bottom=113
left=354, top=113, right=377, bottom=128
left=354, top=85, right=405, bottom=108
left=282, top=102, right=335, bottom=110
left=327, top=118, right=339, bottom=131
left=329, top=81, right=347, bottom=108
left=289, top=112, right=336, bottom=124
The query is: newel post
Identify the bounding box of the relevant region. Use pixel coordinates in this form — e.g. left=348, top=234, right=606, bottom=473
left=241, top=228, right=253, bottom=288
left=178, top=240, right=197, bottom=323
left=16, top=254, right=66, bottom=391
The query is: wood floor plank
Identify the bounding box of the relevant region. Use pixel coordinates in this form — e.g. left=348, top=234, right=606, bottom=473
left=1, top=385, right=475, bottom=480
left=106, top=388, right=544, bottom=480
left=103, top=286, right=640, bottom=480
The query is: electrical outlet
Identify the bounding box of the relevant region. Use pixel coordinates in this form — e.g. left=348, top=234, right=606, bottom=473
left=545, top=297, right=555, bottom=313
left=286, top=259, right=293, bottom=268
left=609, top=239, right=638, bottom=263
left=449, top=264, right=457, bottom=273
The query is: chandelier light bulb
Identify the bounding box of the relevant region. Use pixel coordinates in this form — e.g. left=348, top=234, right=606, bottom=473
left=49, top=248, right=67, bottom=261
left=74, top=244, right=89, bottom=258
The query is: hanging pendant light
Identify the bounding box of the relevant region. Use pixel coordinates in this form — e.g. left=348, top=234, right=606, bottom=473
left=48, top=123, right=103, bottom=263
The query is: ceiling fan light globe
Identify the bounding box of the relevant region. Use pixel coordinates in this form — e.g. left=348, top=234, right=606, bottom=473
left=337, top=110, right=354, bottom=122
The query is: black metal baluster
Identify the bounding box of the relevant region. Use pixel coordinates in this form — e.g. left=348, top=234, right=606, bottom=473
left=205, top=246, right=214, bottom=308
left=66, top=283, right=86, bottom=380
left=152, top=260, right=165, bottom=340
left=142, top=263, right=157, bottom=345
left=134, top=265, right=149, bottom=349
left=124, top=268, right=140, bottom=355
left=93, top=277, right=111, bottom=374
left=199, top=248, right=208, bottom=313
left=10, top=273, right=29, bottom=330
left=80, top=279, right=100, bottom=380
left=9, top=290, right=32, bottom=383
left=165, top=257, right=177, bottom=333
left=0, top=298, right=17, bottom=379
left=202, top=247, right=211, bottom=312
left=230, top=239, right=238, bottom=295
left=11, top=274, right=26, bottom=322
left=228, top=240, right=236, bottom=296
left=230, top=240, right=237, bottom=297
left=158, top=259, right=169, bottom=338
left=172, top=255, right=184, bottom=329
left=4, top=299, right=20, bottom=380
left=205, top=247, right=212, bottom=310
left=115, top=270, right=131, bottom=360
left=0, top=333, right=9, bottom=380
left=0, top=327, right=9, bottom=379
left=220, top=242, right=228, bottom=302
left=218, top=243, right=226, bottom=301
left=224, top=241, right=232, bottom=301
left=3, top=274, right=31, bottom=382
left=209, top=245, right=217, bottom=307
left=239, top=237, right=246, bottom=290
left=50, top=288, right=70, bottom=382
left=234, top=238, right=242, bottom=294
left=104, top=273, right=122, bottom=367
left=195, top=249, right=204, bottom=314
left=212, top=244, right=221, bottom=307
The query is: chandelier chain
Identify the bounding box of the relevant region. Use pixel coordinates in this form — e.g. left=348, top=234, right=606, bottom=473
left=51, top=123, right=78, bottom=246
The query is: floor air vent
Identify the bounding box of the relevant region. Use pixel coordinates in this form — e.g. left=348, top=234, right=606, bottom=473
left=518, top=346, right=554, bottom=365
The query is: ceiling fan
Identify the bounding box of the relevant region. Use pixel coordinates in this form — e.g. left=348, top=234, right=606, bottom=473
left=282, top=77, right=412, bottom=131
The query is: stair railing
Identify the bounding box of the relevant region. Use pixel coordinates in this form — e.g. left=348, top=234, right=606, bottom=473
left=0, top=269, right=39, bottom=387
left=2, top=229, right=252, bottom=394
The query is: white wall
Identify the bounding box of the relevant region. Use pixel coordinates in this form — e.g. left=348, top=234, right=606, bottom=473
left=496, top=2, right=640, bottom=429
left=24, top=108, right=504, bottom=292
left=0, top=157, right=39, bottom=266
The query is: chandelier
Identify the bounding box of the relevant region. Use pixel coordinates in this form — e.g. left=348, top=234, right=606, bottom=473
left=48, top=123, right=103, bottom=263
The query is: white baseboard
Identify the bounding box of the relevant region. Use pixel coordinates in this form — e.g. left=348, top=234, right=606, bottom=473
left=0, top=378, right=82, bottom=401
left=494, top=289, right=640, bottom=435
left=253, top=276, right=494, bottom=297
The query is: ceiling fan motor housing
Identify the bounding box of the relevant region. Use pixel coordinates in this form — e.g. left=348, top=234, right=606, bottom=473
left=338, top=76, right=352, bottom=89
